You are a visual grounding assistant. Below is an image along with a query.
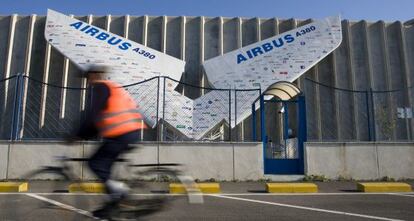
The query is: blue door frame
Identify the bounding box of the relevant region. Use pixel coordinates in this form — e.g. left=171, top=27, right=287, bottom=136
left=252, top=95, right=307, bottom=174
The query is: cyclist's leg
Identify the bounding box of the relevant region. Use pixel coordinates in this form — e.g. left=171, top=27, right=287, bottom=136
left=105, top=130, right=140, bottom=197
left=87, top=140, right=129, bottom=218
left=88, top=130, right=139, bottom=196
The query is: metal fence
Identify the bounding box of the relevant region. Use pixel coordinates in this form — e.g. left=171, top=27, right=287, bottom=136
left=305, top=78, right=414, bottom=141
left=2, top=73, right=412, bottom=142
left=0, top=74, right=261, bottom=142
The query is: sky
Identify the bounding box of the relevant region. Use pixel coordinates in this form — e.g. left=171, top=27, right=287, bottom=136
left=0, top=0, right=413, bottom=23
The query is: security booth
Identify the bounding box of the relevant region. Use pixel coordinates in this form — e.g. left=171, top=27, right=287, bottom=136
left=252, top=82, right=307, bottom=174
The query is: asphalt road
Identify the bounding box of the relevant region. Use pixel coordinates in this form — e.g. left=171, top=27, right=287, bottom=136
left=1, top=182, right=413, bottom=221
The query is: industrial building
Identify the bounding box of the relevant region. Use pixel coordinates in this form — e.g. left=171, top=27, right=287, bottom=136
left=0, top=14, right=413, bottom=142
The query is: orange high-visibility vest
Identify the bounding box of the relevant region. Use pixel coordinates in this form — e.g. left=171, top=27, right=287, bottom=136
left=94, top=80, right=147, bottom=138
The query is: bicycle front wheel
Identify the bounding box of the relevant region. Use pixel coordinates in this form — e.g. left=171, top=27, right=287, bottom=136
left=19, top=168, right=95, bottom=221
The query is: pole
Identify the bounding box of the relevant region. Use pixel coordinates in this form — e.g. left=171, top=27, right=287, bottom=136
left=252, top=102, right=256, bottom=141
left=228, top=89, right=232, bottom=141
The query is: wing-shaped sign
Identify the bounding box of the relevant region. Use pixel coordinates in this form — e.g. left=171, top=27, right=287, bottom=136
left=203, top=16, right=342, bottom=127
left=45, top=9, right=186, bottom=127
left=203, top=16, right=342, bottom=91
left=45, top=9, right=185, bottom=86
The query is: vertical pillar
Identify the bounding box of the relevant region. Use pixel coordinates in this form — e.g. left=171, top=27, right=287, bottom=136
left=237, top=17, right=242, bottom=48
left=256, top=17, right=261, bottom=41
left=142, top=15, right=148, bottom=46
left=59, top=14, right=74, bottom=119
left=3, top=14, right=17, bottom=111
left=80, top=14, right=93, bottom=111
left=180, top=16, right=186, bottom=95
left=273, top=17, right=279, bottom=35
left=380, top=21, right=396, bottom=140
left=161, top=15, right=167, bottom=53
left=200, top=16, right=205, bottom=95
left=124, top=14, right=130, bottom=38
left=345, top=20, right=360, bottom=140
left=332, top=48, right=341, bottom=140
left=363, top=21, right=375, bottom=140
left=398, top=22, right=412, bottom=140
left=39, top=36, right=52, bottom=127
left=218, top=17, right=224, bottom=137
left=218, top=17, right=224, bottom=55
left=19, top=14, right=36, bottom=138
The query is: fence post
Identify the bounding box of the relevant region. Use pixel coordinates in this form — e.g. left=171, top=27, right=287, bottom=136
left=260, top=94, right=266, bottom=172
left=162, top=77, right=166, bottom=141
left=252, top=102, right=256, bottom=141
left=156, top=77, right=160, bottom=142
left=297, top=95, right=307, bottom=173
left=228, top=89, right=232, bottom=141
left=234, top=90, right=238, bottom=141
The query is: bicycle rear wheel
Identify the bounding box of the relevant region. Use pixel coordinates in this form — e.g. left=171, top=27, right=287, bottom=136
left=20, top=168, right=95, bottom=221
left=103, top=165, right=179, bottom=220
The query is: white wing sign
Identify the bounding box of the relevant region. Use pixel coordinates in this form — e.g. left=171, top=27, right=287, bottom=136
left=45, top=9, right=185, bottom=86
left=203, top=16, right=342, bottom=91
left=45, top=9, right=185, bottom=127
left=203, top=16, right=342, bottom=127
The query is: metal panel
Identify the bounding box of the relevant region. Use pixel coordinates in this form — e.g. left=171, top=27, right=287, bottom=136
left=9, top=16, right=30, bottom=75
left=222, top=18, right=238, bottom=54
left=241, top=18, right=257, bottom=46
left=350, top=21, right=371, bottom=140
left=318, top=54, right=337, bottom=140
left=165, top=17, right=181, bottom=59
left=147, top=16, right=162, bottom=52
left=386, top=22, right=408, bottom=140
left=404, top=22, right=414, bottom=140
left=109, top=15, right=125, bottom=36
left=128, top=16, right=144, bottom=44
left=0, top=16, right=11, bottom=76
left=333, top=20, right=355, bottom=141
left=183, top=17, right=201, bottom=99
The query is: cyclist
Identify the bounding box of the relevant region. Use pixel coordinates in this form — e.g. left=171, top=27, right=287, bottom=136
left=73, top=65, right=147, bottom=218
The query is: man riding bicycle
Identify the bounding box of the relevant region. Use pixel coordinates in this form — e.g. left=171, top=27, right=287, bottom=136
left=73, top=65, right=147, bottom=218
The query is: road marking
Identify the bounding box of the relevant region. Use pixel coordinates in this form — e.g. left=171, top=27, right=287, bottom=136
left=388, top=193, right=414, bottom=198
left=211, top=195, right=404, bottom=221
left=25, top=193, right=98, bottom=219
left=1, top=192, right=413, bottom=196
left=212, top=192, right=414, bottom=196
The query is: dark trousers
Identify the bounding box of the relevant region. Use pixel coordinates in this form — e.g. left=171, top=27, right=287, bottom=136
left=88, top=130, right=139, bottom=182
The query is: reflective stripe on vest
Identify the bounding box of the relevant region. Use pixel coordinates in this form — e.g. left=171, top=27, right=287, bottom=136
left=94, top=80, right=147, bottom=137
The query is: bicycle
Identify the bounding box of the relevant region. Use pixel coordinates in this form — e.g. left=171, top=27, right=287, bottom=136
left=21, top=154, right=203, bottom=221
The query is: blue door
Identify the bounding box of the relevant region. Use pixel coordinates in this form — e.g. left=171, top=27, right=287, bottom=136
left=260, top=96, right=307, bottom=174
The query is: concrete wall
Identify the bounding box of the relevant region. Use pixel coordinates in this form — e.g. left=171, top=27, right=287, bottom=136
left=1, top=141, right=263, bottom=181
left=2, top=141, right=413, bottom=180
left=305, top=142, right=414, bottom=180
left=0, top=144, right=8, bottom=179
left=0, top=14, right=413, bottom=142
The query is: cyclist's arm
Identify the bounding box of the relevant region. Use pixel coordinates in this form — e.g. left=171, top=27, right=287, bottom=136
left=76, top=83, right=110, bottom=139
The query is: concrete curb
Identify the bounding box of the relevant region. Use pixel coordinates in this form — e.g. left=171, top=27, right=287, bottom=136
left=266, top=183, right=318, bottom=193
left=169, top=183, right=221, bottom=194
left=357, top=182, right=412, bottom=192
left=69, top=182, right=106, bottom=193
left=0, top=182, right=28, bottom=192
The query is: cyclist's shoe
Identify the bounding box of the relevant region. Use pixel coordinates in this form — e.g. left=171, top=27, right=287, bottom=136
left=92, top=201, right=117, bottom=219
left=106, top=179, right=131, bottom=201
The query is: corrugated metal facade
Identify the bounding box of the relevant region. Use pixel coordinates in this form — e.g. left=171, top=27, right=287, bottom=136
left=0, top=14, right=413, bottom=141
